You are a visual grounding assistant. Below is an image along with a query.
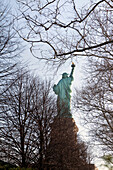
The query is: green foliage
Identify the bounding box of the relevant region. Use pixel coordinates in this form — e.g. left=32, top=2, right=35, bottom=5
left=101, top=155, right=113, bottom=170
left=0, top=160, right=17, bottom=169
left=9, top=168, right=35, bottom=170
left=0, top=160, right=36, bottom=170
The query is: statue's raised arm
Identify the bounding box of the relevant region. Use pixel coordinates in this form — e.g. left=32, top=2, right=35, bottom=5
left=70, top=62, right=75, bottom=78
left=53, top=63, right=75, bottom=118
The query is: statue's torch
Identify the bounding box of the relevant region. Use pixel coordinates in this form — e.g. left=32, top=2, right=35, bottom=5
left=71, top=62, right=75, bottom=68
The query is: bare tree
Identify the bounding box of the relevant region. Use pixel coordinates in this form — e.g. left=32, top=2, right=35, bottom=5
left=16, top=0, right=113, bottom=66
left=0, top=69, right=94, bottom=169
left=74, top=56, right=113, bottom=153
left=0, top=0, right=21, bottom=91
left=0, top=70, right=57, bottom=168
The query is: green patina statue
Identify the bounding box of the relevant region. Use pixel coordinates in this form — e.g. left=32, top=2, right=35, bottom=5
left=53, top=63, right=75, bottom=118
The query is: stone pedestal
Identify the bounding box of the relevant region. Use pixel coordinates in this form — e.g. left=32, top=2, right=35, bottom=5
left=44, top=117, right=98, bottom=170
left=44, top=117, right=79, bottom=170
left=44, top=117, right=96, bottom=170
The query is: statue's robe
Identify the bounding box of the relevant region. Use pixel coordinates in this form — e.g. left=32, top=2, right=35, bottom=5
left=53, top=76, right=73, bottom=117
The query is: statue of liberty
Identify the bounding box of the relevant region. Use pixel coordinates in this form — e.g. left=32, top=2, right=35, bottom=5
left=53, top=63, right=75, bottom=118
